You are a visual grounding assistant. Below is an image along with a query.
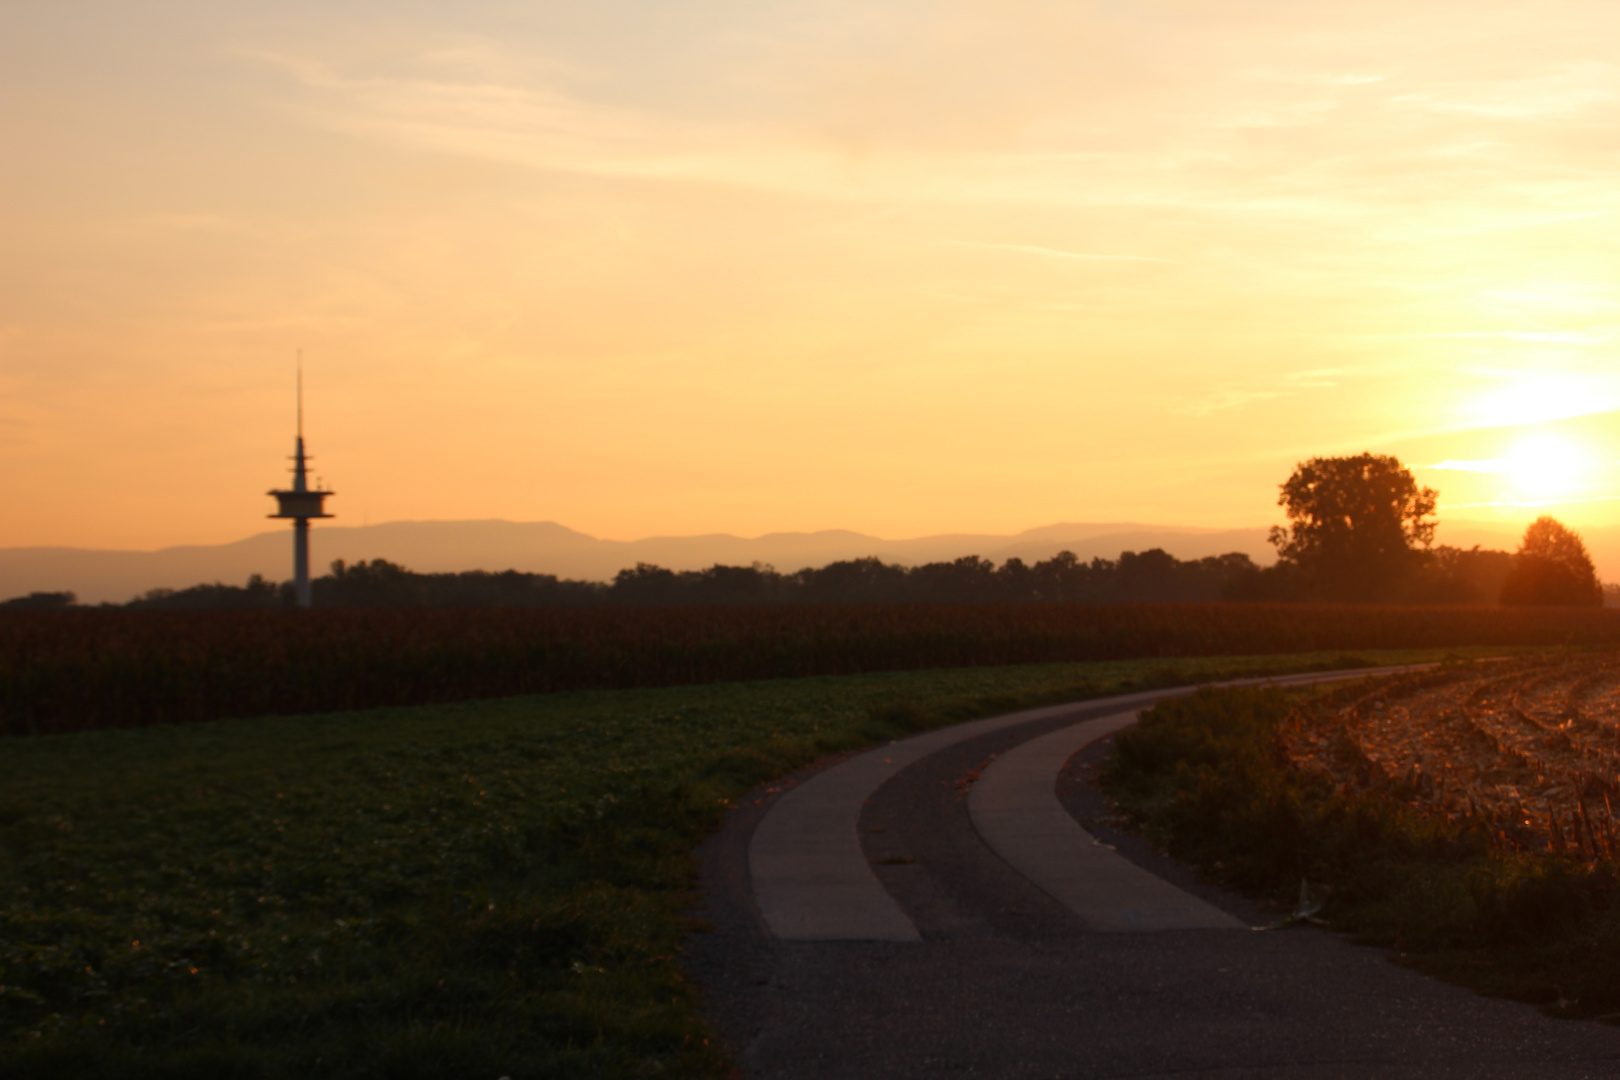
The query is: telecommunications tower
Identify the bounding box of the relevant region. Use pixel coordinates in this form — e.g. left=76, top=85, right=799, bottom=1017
left=267, top=361, right=334, bottom=608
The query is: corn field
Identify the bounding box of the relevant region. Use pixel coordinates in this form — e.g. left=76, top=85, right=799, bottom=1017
left=7, top=603, right=1620, bottom=736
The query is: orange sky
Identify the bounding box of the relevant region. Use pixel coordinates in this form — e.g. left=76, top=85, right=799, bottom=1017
left=5, top=1, right=1620, bottom=550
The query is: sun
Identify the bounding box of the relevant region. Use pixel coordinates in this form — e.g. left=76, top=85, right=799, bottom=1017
left=1503, top=434, right=1588, bottom=501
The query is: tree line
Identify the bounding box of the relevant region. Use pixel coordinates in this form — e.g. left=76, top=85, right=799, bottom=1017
left=100, top=548, right=1267, bottom=610
left=3, top=452, right=1607, bottom=611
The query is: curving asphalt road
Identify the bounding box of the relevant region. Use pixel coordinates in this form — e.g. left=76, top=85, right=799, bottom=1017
left=685, top=667, right=1620, bottom=1079
left=967, top=708, right=1244, bottom=932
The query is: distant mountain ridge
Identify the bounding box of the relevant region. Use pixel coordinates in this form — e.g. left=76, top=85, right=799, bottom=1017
left=2, top=520, right=1274, bottom=605
left=5, top=517, right=1609, bottom=605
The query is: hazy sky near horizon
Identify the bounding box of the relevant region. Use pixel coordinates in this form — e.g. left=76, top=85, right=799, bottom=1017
left=7, top=1, right=1620, bottom=550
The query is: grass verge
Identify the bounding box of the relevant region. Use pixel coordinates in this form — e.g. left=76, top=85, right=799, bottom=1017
left=2, top=647, right=1497, bottom=1077
left=1099, top=667, right=1620, bottom=1023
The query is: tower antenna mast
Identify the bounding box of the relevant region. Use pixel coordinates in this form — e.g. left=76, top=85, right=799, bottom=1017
left=268, top=350, right=334, bottom=608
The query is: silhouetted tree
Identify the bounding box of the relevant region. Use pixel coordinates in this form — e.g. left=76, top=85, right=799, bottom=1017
left=1116, top=549, right=1182, bottom=601
left=1170, top=552, right=1263, bottom=602
left=127, top=576, right=285, bottom=610
left=1404, top=545, right=1514, bottom=604
left=1269, top=452, right=1437, bottom=601
left=420, top=568, right=602, bottom=607
left=0, top=591, right=76, bottom=610
left=791, top=558, right=910, bottom=603
left=1027, top=551, right=1101, bottom=602
left=319, top=559, right=424, bottom=607
left=1499, top=516, right=1602, bottom=607
left=907, top=556, right=1000, bottom=603
left=1221, top=561, right=1302, bottom=602
left=610, top=562, right=685, bottom=604
left=691, top=563, right=784, bottom=604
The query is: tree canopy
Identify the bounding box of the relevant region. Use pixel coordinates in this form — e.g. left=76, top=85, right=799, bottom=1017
left=1268, top=452, right=1437, bottom=601
left=1499, top=515, right=1602, bottom=607
left=110, top=549, right=1264, bottom=609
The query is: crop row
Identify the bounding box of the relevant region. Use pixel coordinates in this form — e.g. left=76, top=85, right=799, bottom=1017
left=1282, top=652, right=1620, bottom=855
left=6, top=603, right=1620, bottom=736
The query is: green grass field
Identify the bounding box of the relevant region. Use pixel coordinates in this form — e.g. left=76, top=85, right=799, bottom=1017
left=0, top=648, right=1502, bottom=1078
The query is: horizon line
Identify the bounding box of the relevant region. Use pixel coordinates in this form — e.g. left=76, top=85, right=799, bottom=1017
left=0, top=514, right=1564, bottom=556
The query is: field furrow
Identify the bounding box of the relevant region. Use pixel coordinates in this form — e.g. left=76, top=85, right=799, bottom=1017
left=1284, top=654, right=1620, bottom=855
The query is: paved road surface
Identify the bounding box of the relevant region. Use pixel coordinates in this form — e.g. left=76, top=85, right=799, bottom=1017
left=686, top=672, right=1620, bottom=1079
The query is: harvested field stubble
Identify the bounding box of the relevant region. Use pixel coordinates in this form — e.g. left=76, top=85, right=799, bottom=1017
left=4, top=603, right=1618, bottom=735
left=1103, top=666, right=1620, bottom=1019
left=1283, top=654, right=1620, bottom=858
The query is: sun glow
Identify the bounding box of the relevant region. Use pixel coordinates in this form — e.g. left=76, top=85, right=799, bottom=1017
left=1503, top=434, right=1589, bottom=501
left=1467, top=372, right=1620, bottom=429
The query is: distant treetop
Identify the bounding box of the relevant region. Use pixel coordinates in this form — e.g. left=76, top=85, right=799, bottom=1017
left=1268, top=452, right=1437, bottom=602
left=1500, top=515, right=1602, bottom=607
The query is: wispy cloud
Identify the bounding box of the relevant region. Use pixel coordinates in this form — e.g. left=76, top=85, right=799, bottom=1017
left=1485, top=289, right=1620, bottom=312
left=1171, top=367, right=1346, bottom=417
left=252, top=22, right=1620, bottom=223
left=1391, top=62, right=1619, bottom=119
left=942, top=240, right=1171, bottom=263
left=1394, top=330, right=1619, bottom=344
left=1440, top=494, right=1620, bottom=510
left=1171, top=390, right=1279, bottom=417
left=126, top=213, right=260, bottom=233
left=1279, top=369, right=1343, bottom=389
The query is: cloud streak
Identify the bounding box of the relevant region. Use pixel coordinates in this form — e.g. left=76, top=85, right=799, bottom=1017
left=255, top=8, right=1620, bottom=226
left=942, top=240, right=1170, bottom=263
